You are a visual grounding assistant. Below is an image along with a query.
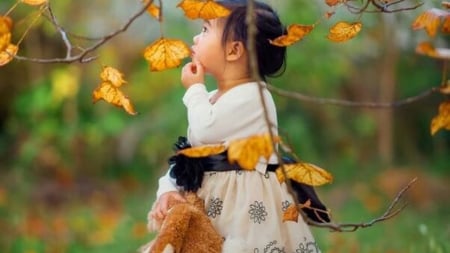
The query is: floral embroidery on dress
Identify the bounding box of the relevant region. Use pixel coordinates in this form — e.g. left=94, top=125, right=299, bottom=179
left=295, top=237, right=319, bottom=253
left=253, top=240, right=286, bottom=253
left=281, top=200, right=291, bottom=212
left=207, top=197, right=223, bottom=218
left=249, top=201, right=268, bottom=224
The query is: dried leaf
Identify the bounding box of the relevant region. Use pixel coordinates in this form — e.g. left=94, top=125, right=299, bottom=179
left=0, top=44, right=18, bottom=66
left=143, top=0, right=161, bottom=20
left=276, top=162, right=333, bottom=186
left=93, top=67, right=137, bottom=115
left=21, top=0, right=48, bottom=6
left=269, top=24, right=314, bottom=47
left=327, top=21, right=362, bottom=42
left=442, top=15, right=450, bottom=34
left=412, top=8, right=448, bottom=37
left=228, top=134, right=279, bottom=170
left=282, top=204, right=299, bottom=222
left=177, top=0, right=231, bottom=20
left=415, top=41, right=450, bottom=60
left=178, top=144, right=226, bottom=157
left=143, top=38, right=190, bottom=71
left=325, top=0, right=342, bottom=7
left=0, top=16, right=13, bottom=52
left=430, top=101, right=450, bottom=135
left=100, top=66, right=126, bottom=87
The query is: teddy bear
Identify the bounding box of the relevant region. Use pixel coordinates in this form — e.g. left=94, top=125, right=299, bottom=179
left=141, top=191, right=223, bottom=253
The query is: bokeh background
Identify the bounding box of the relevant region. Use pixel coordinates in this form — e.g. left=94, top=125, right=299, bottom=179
left=0, top=0, right=449, bottom=252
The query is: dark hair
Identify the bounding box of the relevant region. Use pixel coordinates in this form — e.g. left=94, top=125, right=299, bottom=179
left=217, top=0, right=287, bottom=80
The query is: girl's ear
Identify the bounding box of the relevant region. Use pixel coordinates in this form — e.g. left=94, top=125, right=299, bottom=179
left=226, top=41, right=245, bottom=61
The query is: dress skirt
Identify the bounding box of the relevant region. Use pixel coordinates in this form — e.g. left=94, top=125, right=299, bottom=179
left=196, top=170, right=321, bottom=253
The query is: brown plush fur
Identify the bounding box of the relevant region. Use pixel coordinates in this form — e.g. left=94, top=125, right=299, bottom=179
left=143, top=192, right=223, bottom=253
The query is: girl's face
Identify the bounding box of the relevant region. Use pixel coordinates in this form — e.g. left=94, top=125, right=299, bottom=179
left=191, top=19, right=226, bottom=78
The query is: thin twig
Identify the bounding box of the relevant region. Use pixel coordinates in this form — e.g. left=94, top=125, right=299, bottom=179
left=268, top=84, right=438, bottom=109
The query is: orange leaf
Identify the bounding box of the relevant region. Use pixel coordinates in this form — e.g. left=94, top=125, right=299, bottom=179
left=93, top=82, right=137, bottom=115
left=415, top=41, right=450, bottom=60
left=327, top=21, right=362, bottom=42
left=325, top=0, right=342, bottom=7
left=283, top=203, right=299, bottom=222
left=0, top=44, right=18, bottom=66
left=228, top=134, right=278, bottom=170
left=143, top=38, right=190, bottom=71
left=143, top=0, right=161, bottom=20
left=0, top=16, right=13, bottom=52
left=21, top=0, right=48, bottom=6
left=442, top=15, right=450, bottom=34
left=269, top=24, right=314, bottom=47
left=178, top=144, right=226, bottom=157
left=412, top=8, right=448, bottom=37
left=430, top=101, right=450, bottom=135
left=276, top=162, right=333, bottom=186
left=177, top=0, right=231, bottom=20
left=100, top=66, right=126, bottom=87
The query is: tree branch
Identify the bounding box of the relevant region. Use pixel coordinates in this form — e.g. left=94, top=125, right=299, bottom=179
left=14, top=0, right=154, bottom=64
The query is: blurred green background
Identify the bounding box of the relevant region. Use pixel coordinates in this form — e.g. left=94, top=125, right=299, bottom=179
left=0, top=0, right=449, bottom=252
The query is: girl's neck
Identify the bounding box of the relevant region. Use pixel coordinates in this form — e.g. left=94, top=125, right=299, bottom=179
left=216, top=76, right=254, bottom=93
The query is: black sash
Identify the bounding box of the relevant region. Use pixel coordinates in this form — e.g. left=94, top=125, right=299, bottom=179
left=168, top=136, right=330, bottom=223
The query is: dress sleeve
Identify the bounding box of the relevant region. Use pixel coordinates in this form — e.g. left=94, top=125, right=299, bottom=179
left=183, top=82, right=276, bottom=145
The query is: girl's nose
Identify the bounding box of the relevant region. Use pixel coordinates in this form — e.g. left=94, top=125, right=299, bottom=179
left=193, top=34, right=199, bottom=44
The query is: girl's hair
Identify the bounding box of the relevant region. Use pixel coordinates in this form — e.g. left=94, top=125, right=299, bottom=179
left=217, top=0, right=287, bottom=80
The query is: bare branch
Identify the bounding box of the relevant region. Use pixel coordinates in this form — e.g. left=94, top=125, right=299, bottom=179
left=267, top=84, right=438, bottom=109
left=307, top=177, right=417, bottom=232
left=14, top=0, right=154, bottom=64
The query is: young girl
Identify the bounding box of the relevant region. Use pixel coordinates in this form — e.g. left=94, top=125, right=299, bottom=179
left=149, top=1, right=323, bottom=252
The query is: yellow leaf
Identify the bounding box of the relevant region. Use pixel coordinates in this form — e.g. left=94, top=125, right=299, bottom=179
left=327, top=21, right=362, bottom=42
left=412, top=8, right=448, bottom=37
left=178, top=144, right=226, bottom=157
left=0, top=16, right=13, bottom=52
left=228, top=134, right=278, bottom=170
left=100, top=66, right=126, bottom=87
left=93, top=68, right=137, bottom=115
left=143, top=0, right=161, bottom=20
left=21, top=0, right=48, bottom=6
left=276, top=162, right=332, bottom=186
left=177, top=0, right=231, bottom=20
left=143, top=38, right=190, bottom=71
left=415, top=41, right=450, bottom=60
left=430, top=101, right=450, bottom=135
left=269, top=24, right=314, bottom=47
left=0, top=44, right=18, bottom=66
left=282, top=204, right=299, bottom=222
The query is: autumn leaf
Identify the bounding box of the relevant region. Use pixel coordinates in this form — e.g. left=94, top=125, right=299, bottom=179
left=270, top=24, right=314, bottom=47
left=327, top=21, right=362, bottom=42
left=412, top=8, right=449, bottom=37
left=0, top=16, right=13, bottom=52
left=177, top=0, right=231, bottom=20
left=228, top=134, right=278, bottom=170
left=143, top=38, right=190, bottom=71
left=143, top=0, right=161, bottom=20
left=325, top=0, right=342, bottom=7
left=100, top=66, right=126, bottom=87
left=178, top=144, right=226, bottom=157
left=430, top=101, right=450, bottom=135
left=93, top=66, right=137, bottom=115
left=0, top=44, right=18, bottom=66
left=415, top=41, right=450, bottom=60
left=276, top=162, right=332, bottom=186
left=283, top=203, right=299, bottom=222
left=21, top=0, right=48, bottom=6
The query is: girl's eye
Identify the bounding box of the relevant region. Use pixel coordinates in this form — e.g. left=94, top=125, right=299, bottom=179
left=201, top=26, right=207, bottom=33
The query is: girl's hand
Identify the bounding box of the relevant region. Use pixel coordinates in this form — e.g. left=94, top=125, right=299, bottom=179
left=149, top=191, right=186, bottom=221
left=181, top=60, right=204, bottom=88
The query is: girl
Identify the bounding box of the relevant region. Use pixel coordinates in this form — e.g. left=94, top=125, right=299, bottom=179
left=149, top=1, right=324, bottom=252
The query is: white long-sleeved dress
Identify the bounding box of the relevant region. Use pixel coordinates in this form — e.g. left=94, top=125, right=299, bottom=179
left=155, top=82, right=320, bottom=253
